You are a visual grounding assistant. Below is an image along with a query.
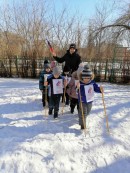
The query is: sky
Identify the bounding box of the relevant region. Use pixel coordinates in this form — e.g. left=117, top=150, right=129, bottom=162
left=0, top=78, right=130, bottom=173
left=45, top=0, right=129, bottom=20
left=0, top=0, right=114, bottom=19
left=0, top=0, right=129, bottom=21
left=52, top=0, right=100, bottom=19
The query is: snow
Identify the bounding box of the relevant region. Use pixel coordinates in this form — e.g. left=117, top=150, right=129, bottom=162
left=0, top=78, right=130, bottom=173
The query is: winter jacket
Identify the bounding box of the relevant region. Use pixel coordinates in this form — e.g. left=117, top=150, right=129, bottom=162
left=78, top=80, right=101, bottom=103
left=67, top=71, right=78, bottom=99
left=39, top=70, right=52, bottom=90
left=53, top=50, right=81, bottom=73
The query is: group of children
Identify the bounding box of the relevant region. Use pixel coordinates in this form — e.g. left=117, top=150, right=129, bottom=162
left=39, top=60, right=103, bottom=129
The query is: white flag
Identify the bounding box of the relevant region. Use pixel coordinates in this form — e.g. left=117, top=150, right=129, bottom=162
left=53, top=79, right=63, bottom=94
left=84, top=84, right=94, bottom=102
left=75, top=80, right=79, bottom=87
left=67, top=77, right=71, bottom=83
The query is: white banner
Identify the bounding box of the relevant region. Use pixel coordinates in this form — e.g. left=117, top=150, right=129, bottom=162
left=53, top=79, right=63, bottom=94
left=63, top=76, right=71, bottom=88
left=66, top=77, right=71, bottom=84
left=84, top=84, right=94, bottom=102
left=75, top=80, right=79, bottom=87
left=44, top=74, right=51, bottom=81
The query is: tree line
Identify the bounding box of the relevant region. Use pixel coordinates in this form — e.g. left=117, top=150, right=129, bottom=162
left=0, top=0, right=129, bottom=83
left=0, top=0, right=129, bottom=60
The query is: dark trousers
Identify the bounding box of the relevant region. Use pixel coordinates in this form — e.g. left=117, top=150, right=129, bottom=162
left=49, top=95, right=61, bottom=114
left=41, top=89, right=49, bottom=106
left=70, top=98, right=79, bottom=111
left=62, top=90, right=70, bottom=105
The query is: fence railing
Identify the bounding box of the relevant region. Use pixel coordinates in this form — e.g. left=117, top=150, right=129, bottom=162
left=0, top=57, right=130, bottom=83
left=88, top=59, right=130, bottom=83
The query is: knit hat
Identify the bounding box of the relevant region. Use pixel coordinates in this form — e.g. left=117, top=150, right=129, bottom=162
left=44, top=64, right=50, bottom=70
left=44, top=60, right=49, bottom=65
left=53, top=66, right=61, bottom=75
left=81, top=65, right=92, bottom=78
left=69, top=43, right=76, bottom=50
left=63, top=66, right=71, bottom=72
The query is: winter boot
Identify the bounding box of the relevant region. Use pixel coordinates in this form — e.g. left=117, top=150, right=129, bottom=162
left=42, top=101, right=45, bottom=107
left=70, top=107, right=74, bottom=114
left=48, top=109, right=53, bottom=115
left=54, top=112, right=58, bottom=119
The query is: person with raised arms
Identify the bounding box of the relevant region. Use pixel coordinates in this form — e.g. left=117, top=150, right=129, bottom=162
left=52, top=43, right=82, bottom=74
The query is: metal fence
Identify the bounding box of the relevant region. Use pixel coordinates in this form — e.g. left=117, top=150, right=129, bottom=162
left=88, top=59, right=130, bottom=83
left=0, top=57, right=130, bottom=83
left=0, top=57, right=62, bottom=78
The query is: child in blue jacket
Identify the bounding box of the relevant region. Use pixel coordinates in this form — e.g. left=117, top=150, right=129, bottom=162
left=77, top=65, right=103, bottom=130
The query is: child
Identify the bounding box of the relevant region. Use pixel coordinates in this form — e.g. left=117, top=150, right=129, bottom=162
left=66, top=63, right=84, bottom=113
left=67, top=71, right=79, bottom=113
left=61, top=66, right=71, bottom=105
left=45, top=66, right=66, bottom=119
left=39, top=64, right=52, bottom=107
left=77, top=65, right=103, bottom=129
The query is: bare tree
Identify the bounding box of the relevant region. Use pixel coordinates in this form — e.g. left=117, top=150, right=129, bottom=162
left=93, top=1, right=130, bottom=46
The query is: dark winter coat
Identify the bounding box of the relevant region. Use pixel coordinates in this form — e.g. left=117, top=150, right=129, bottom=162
left=53, top=50, right=82, bottom=73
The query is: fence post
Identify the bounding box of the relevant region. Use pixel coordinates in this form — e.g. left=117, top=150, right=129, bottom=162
left=15, top=56, right=19, bottom=77
left=104, top=59, right=108, bottom=81
left=110, top=47, right=116, bottom=82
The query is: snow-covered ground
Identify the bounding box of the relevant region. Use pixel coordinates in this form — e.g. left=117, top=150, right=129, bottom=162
left=0, top=78, right=130, bottom=173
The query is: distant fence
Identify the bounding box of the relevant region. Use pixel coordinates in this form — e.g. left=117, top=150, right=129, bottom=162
left=88, top=59, right=130, bottom=83
left=0, top=57, right=51, bottom=78
left=0, top=57, right=130, bottom=83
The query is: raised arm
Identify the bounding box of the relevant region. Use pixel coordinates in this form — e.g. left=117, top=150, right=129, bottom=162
left=52, top=51, right=66, bottom=63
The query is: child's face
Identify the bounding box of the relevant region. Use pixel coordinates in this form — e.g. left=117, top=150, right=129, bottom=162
left=82, top=77, right=91, bottom=83
left=54, top=74, right=60, bottom=78
left=46, top=68, right=50, bottom=72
